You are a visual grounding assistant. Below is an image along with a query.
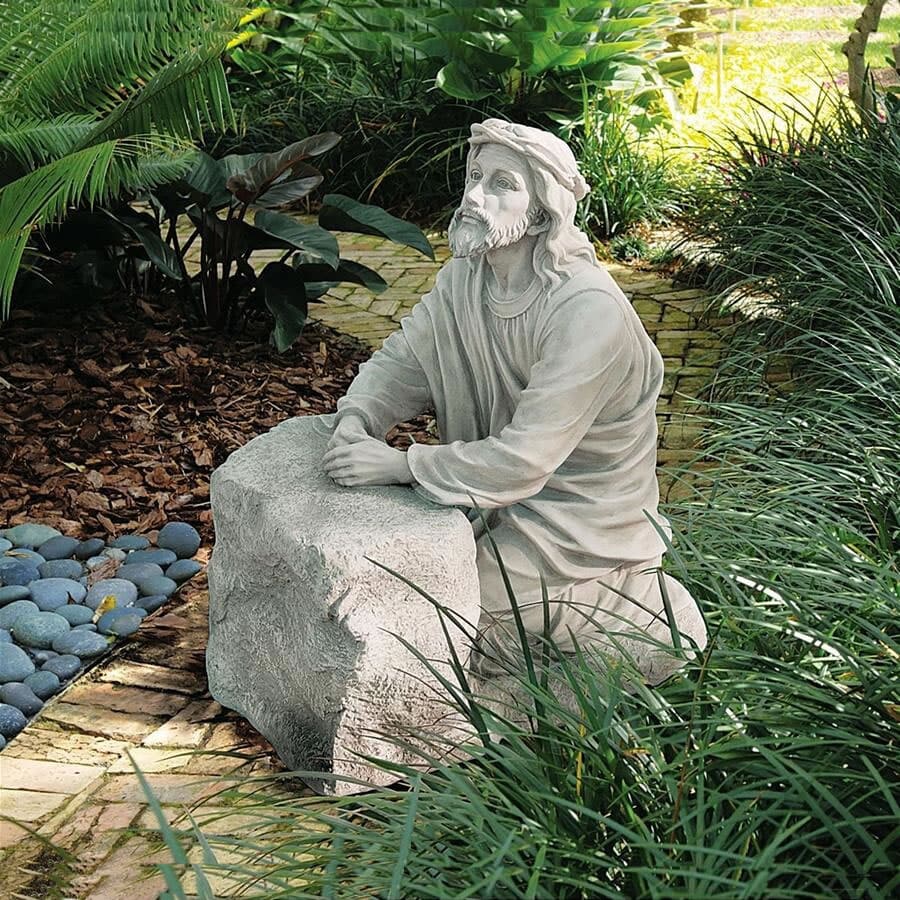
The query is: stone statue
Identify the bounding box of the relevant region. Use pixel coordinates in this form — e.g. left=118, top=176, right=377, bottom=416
left=323, top=119, right=707, bottom=682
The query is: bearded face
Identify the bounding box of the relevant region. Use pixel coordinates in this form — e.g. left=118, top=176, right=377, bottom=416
left=447, top=206, right=533, bottom=259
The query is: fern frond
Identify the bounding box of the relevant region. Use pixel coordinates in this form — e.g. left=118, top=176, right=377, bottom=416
left=0, top=115, right=96, bottom=169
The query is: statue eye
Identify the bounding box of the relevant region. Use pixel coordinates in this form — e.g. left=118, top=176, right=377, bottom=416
left=469, top=170, right=482, bottom=182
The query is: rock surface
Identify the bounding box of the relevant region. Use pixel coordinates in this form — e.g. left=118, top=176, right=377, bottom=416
left=207, top=414, right=481, bottom=795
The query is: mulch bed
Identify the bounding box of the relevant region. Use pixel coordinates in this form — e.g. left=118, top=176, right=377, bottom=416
left=0, top=285, right=431, bottom=545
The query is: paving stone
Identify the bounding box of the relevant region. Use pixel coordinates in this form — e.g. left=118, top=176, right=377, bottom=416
left=97, top=660, right=206, bottom=695
left=94, top=773, right=221, bottom=806
left=0, top=758, right=105, bottom=794
left=50, top=801, right=143, bottom=853
left=109, top=746, right=196, bottom=774
left=63, top=681, right=192, bottom=717
left=367, top=298, right=401, bottom=317
left=0, top=818, right=29, bottom=849
left=142, top=699, right=222, bottom=748
left=87, top=842, right=171, bottom=900
left=39, top=702, right=166, bottom=741
left=1, top=726, right=129, bottom=765
left=0, top=788, right=68, bottom=822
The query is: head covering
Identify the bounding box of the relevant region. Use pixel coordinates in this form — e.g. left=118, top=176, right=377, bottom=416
left=468, top=119, right=590, bottom=202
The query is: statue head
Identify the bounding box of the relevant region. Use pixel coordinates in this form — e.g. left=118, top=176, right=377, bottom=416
left=448, top=119, right=597, bottom=286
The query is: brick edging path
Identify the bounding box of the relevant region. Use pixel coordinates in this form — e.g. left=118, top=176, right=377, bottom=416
left=1, top=232, right=727, bottom=898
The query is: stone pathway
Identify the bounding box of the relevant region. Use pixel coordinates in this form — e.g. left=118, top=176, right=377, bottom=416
left=0, top=232, right=727, bottom=898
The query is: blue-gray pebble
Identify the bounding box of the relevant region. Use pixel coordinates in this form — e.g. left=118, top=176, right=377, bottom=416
left=165, top=559, right=202, bottom=583
left=84, top=579, right=137, bottom=610
left=6, top=523, right=61, bottom=548
left=52, top=630, right=109, bottom=657
left=0, top=702, right=27, bottom=737
left=38, top=558, right=83, bottom=580
left=0, top=561, right=41, bottom=586
left=24, top=669, right=60, bottom=700
left=74, top=538, right=106, bottom=560
left=31, top=649, right=58, bottom=665
left=37, top=535, right=80, bottom=560
left=0, top=643, right=36, bottom=682
left=3, top=548, right=45, bottom=565
left=137, top=575, right=177, bottom=598
left=157, top=522, right=201, bottom=559
left=110, top=535, right=150, bottom=551
left=73, top=623, right=98, bottom=632
left=117, top=562, right=163, bottom=585
left=134, top=594, right=167, bottom=613
left=102, top=548, right=127, bottom=562
left=97, top=608, right=146, bottom=637
left=0, top=539, right=11, bottom=552
left=56, top=604, right=94, bottom=626
left=12, top=612, right=71, bottom=649
left=29, top=578, right=87, bottom=610
left=125, top=548, right=177, bottom=567
left=0, top=682, right=43, bottom=717
left=0, top=600, right=40, bottom=630
left=0, top=585, right=30, bottom=605
left=42, top=654, right=81, bottom=679
left=85, top=556, right=108, bottom=570
left=0, top=628, right=10, bottom=643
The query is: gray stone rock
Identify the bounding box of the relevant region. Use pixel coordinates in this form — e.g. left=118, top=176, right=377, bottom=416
left=84, top=579, right=137, bottom=610
left=12, top=612, right=71, bottom=649
left=110, top=535, right=150, bottom=551
left=42, top=654, right=82, bottom=679
left=0, top=702, right=27, bottom=738
left=0, top=628, right=10, bottom=643
left=0, top=600, right=40, bottom=631
left=165, top=559, right=202, bottom=583
left=52, top=630, right=110, bottom=658
left=85, top=556, right=109, bottom=570
left=0, top=585, right=30, bottom=605
left=24, top=669, right=61, bottom=700
left=137, top=575, right=177, bottom=598
left=207, top=415, right=481, bottom=795
left=37, top=535, right=81, bottom=560
left=74, top=538, right=106, bottom=560
left=5, top=523, right=61, bottom=549
left=0, top=682, right=43, bottom=717
left=0, top=538, right=11, bottom=552
left=133, top=594, right=167, bottom=613
left=31, top=649, right=58, bottom=665
left=3, top=548, right=46, bottom=565
left=97, top=608, right=145, bottom=636
left=0, top=561, right=41, bottom=586
left=38, top=558, right=83, bottom=580
left=0, top=642, right=36, bottom=683
left=73, top=623, right=98, bottom=632
left=116, top=562, right=163, bottom=585
left=125, top=548, right=177, bottom=567
left=102, top=547, right=128, bottom=562
left=56, top=604, right=94, bottom=626
left=157, top=522, right=201, bottom=559
left=29, top=577, right=87, bottom=610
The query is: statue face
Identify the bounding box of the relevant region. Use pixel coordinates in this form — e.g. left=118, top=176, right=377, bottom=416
left=448, top=144, right=536, bottom=258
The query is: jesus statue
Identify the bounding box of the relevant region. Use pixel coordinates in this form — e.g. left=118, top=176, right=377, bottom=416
left=322, top=119, right=707, bottom=684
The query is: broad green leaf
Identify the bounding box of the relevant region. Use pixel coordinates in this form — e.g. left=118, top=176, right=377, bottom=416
left=318, top=194, right=434, bottom=260
left=253, top=210, right=340, bottom=267
left=294, top=258, right=388, bottom=294
left=435, top=62, right=493, bottom=101
left=106, top=209, right=183, bottom=281
left=258, top=262, right=308, bottom=353
left=251, top=166, right=324, bottom=209
left=583, top=41, right=647, bottom=65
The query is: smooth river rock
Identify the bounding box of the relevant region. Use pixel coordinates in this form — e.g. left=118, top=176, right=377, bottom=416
left=84, top=579, right=138, bottom=610
left=29, top=577, right=87, bottom=610
left=207, top=415, right=481, bottom=795
left=37, top=535, right=81, bottom=560
left=74, top=538, right=106, bottom=560
left=0, top=643, right=36, bottom=683
left=157, top=521, right=201, bottom=559
left=12, top=612, right=71, bottom=649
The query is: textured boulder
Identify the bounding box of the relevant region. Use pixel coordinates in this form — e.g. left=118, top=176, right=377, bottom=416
left=207, top=415, right=481, bottom=795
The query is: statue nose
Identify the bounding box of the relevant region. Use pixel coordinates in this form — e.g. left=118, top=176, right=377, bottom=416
left=464, top=182, right=484, bottom=208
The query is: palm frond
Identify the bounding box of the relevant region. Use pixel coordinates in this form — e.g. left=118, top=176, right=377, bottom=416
left=0, top=115, right=96, bottom=168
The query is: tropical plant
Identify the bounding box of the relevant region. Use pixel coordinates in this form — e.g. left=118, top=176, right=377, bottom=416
left=0, top=0, right=256, bottom=319
left=101, top=134, right=434, bottom=349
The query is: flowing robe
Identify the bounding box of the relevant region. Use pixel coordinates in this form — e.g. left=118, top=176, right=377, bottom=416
left=334, top=254, right=708, bottom=677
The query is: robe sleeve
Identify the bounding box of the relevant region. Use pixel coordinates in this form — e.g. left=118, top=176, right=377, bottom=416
left=406, top=290, right=635, bottom=508
left=333, top=297, right=435, bottom=439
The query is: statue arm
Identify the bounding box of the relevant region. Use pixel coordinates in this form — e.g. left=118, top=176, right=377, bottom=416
left=407, top=293, right=637, bottom=508
left=334, top=315, right=434, bottom=440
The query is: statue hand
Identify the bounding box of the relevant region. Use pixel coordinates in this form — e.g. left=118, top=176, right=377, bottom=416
left=322, top=437, right=414, bottom=487
left=328, top=414, right=369, bottom=451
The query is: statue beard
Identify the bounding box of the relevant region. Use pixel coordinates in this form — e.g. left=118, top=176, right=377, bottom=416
left=447, top=206, right=533, bottom=259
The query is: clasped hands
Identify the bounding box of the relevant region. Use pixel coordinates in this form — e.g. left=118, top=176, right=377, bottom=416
left=323, top=415, right=414, bottom=487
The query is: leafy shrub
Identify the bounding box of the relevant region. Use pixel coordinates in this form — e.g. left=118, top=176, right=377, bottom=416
left=0, top=0, right=248, bottom=318
left=102, top=135, right=433, bottom=349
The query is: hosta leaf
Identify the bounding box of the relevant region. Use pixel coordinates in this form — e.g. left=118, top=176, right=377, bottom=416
left=318, top=194, right=434, bottom=260
left=258, top=262, right=308, bottom=352
left=294, top=258, right=388, bottom=294
left=435, top=62, right=493, bottom=101
left=253, top=210, right=339, bottom=267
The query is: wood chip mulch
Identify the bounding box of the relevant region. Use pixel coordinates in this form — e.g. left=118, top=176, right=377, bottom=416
left=0, top=288, right=432, bottom=546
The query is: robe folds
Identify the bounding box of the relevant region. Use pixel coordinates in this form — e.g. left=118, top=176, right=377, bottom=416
left=335, top=254, right=671, bottom=583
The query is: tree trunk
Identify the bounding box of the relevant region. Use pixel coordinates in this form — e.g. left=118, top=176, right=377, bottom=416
left=842, top=0, right=887, bottom=115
